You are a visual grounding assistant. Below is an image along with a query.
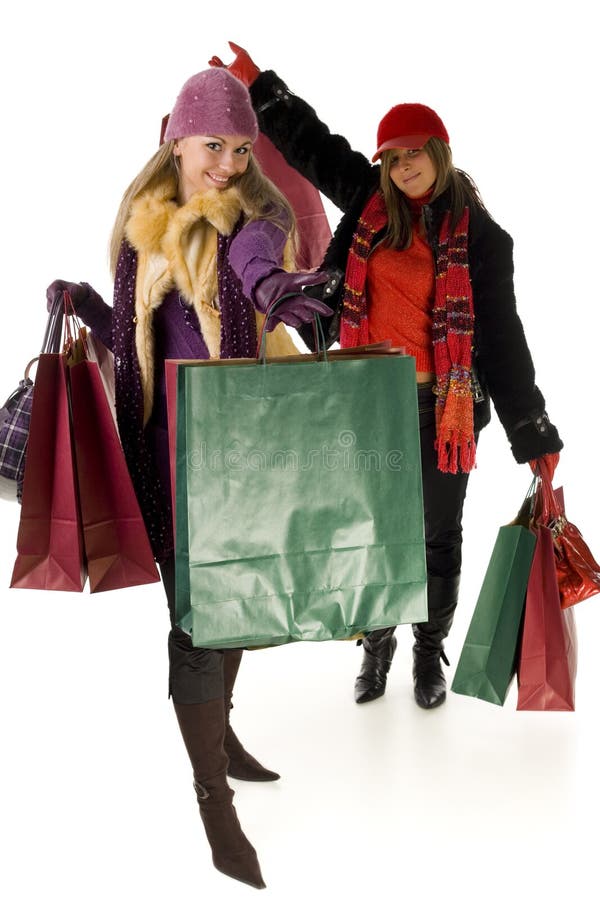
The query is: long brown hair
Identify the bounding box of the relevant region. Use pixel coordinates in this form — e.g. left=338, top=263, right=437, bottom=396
left=379, top=138, right=487, bottom=250
left=109, top=142, right=298, bottom=275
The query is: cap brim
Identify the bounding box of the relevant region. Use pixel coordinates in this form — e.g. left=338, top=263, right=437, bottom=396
left=371, top=134, right=429, bottom=162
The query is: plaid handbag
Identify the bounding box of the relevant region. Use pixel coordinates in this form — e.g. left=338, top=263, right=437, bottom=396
left=0, top=365, right=35, bottom=501
left=0, top=296, right=64, bottom=502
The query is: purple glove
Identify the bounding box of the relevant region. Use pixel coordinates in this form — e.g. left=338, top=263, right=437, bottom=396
left=253, top=269, right=334, bottom=332
left=46, top=279, right=93, bottom=314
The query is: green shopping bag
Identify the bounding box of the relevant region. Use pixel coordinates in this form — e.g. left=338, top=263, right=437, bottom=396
left=451, top=491, right=537, bottom=705
left=168, top=351, right=427, bottom=649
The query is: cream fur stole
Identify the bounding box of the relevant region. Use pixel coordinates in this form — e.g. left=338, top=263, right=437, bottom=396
left=125, top=178, right=297, bottom=422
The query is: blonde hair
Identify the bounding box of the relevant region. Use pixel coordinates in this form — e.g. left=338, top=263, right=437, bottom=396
left=109, top=142, right=298, bottom=275
left=379, top=137, right=487, bottom=250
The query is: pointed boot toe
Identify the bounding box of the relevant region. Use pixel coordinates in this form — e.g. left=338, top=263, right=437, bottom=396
left=225, top=725, right=280, bottom=782
left=413, top=675, right=447, bottom=709
left=212, top=850, right=266, bottom=890
left=222, top=650, right=280, bottom=782
left=412, top=647, right=449, bottom=709
left=354, top=678, right=387, bottom=704
left=196, top=781, right=267, bottom=889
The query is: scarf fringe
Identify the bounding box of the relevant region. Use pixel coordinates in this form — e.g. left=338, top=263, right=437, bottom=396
left=435, top=429, right=477, bottom=474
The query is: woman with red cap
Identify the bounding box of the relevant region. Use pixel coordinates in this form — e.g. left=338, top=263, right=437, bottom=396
left=209, top=44, right=563, bottom=711
left=46, top=67, right=331, bottom=889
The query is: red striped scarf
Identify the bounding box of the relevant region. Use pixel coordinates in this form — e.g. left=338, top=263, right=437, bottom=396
left=340, top=192, right=476, bottom=474
left=432, top=206, right=476, bottom=473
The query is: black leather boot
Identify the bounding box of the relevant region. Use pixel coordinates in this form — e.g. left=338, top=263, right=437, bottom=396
left=412, top=574, right=459, bottom=709
left=354, top=627, right=397, bottom=704
left=222, top=649, right=280, bottom=782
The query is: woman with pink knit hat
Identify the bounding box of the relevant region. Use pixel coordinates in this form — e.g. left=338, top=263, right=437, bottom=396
left=46, top=67, right=331, bottom=889
left=209, top=44, right=563, bottom=712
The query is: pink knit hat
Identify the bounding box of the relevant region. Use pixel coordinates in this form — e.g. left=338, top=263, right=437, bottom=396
left=163, top=68, right=258, bottom=143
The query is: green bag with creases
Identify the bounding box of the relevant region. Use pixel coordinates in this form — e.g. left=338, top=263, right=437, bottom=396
left=168, top=350, right=427, bottom=649
left=451, top=491, right=537, bottom=705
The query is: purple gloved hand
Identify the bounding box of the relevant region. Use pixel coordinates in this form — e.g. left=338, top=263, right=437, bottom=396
left=253, top=269, right=334, bottom=332
left=46, top=279, right=92, bottom=314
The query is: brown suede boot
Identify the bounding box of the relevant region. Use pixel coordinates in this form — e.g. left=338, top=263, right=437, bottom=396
left=222, top=650, right=280, bottom=782
left=173, top=698, right=266, bottom=889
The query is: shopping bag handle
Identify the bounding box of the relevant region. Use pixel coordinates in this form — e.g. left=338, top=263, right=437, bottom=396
left=255, top=273, right=336, bottom=363
left=61, top=291, right=91, bottom=365
left=23, top=288, right=68, bottom=383
left=511, top=474, right=539, bottom=528
left=535, top=458, right=563, bottom=528
left=256, top=298, right=328, bottom=363
left=41, top=291, right=66, bottom=355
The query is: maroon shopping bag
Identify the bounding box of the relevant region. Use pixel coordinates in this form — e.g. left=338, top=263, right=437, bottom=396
left=67, top=353, right=160, bottom=593
left=516, top=487, right=577, bottom=711
left=10, top=353, right=86, bottom=591
left=252, top=133, right=332, bottom=270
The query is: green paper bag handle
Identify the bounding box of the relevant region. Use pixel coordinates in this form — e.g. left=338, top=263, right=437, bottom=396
left=511, top=474, right=539, bottom=529
left=255, top=276, right=335, bottom=363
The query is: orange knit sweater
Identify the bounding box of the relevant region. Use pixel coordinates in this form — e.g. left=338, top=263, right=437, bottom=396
left=366, top=227, right=435, bottom=373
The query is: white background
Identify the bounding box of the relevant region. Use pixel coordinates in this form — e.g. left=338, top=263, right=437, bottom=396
left=1, top=2, right=598, bottom=899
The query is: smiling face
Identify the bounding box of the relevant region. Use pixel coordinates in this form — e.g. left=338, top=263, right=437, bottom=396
left=172, top=133, right=253, bottom=203
left=387, top=147, right=438, bottom=199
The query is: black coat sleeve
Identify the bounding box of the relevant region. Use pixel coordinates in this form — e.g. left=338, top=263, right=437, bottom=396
left=470, top=216, right=563, bottom=462
left=250, top=70, right=378, bottom=214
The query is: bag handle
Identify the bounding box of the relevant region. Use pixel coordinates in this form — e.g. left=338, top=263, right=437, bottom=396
left=41, top=290, right=66, bottom=354
left=511, top=474, right=539, bottom=528
left=534, top=456, right=563, bottom=528
left=61, top=291, right=90, bottom=366
left=255, top=293, right=329, bottom=364
left=22, top=289, right=68, bottom=383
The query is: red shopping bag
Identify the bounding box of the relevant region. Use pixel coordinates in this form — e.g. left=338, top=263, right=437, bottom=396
left=67, top=350, right=160, bottom=593
left=516, top=483, right=577, bottom=711
left=10, top=353, right=86, bottom=591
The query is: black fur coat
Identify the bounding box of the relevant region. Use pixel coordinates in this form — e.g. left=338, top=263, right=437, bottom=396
left=250, top=70, right=562, bottom=463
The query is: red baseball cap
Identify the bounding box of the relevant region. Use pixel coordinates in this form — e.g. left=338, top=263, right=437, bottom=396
left=372, top=103, right=449, bottom=162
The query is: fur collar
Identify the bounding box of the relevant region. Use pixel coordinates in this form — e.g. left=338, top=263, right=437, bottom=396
left=125, top=178, right=247, bottom=421
left=126, top=177, right=245, bottom=257
left=124, top=177, right=297, bottom=424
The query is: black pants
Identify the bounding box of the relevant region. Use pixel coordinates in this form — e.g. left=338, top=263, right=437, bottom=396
left=417, top=383, right=473, bottom=580
left=160, top=555, right=225, bottom=705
